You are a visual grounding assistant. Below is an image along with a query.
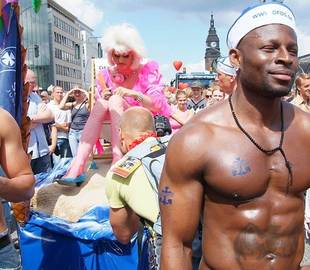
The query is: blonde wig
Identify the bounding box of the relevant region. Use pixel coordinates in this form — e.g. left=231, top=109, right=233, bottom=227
left=102, top=23, right=146, bottom=70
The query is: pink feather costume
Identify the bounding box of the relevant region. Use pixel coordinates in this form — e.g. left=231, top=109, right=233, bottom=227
left=64, top=60, right=171, bottom=179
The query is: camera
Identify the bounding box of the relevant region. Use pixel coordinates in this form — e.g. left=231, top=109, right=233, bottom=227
left=154, top=115, right=172, bottom=137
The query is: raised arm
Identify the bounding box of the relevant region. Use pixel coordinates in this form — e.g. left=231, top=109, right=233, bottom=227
left=160, top=124, right=205, bottom=270
left=59, top=89, right=74, bottom=110
left=0, top=109, right=34, bottom=202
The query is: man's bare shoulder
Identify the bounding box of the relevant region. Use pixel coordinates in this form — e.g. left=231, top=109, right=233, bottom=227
left=166, top=101, right=231, bottom=171
left=195, top=99, right=230, bottom=125
left=0, top=108, right=19, bottom=135
left=287, top=101, right=310, bottom=131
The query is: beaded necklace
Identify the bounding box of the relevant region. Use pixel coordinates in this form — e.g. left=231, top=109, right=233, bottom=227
left=228, top=95, right=292, bottom=193
left=128, top=132, right=157, bottom=151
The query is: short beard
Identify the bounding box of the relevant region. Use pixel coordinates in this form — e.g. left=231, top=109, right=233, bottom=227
left=261, top=87, right=291, bottom=98
left=241, top=75, right=294, bottom=99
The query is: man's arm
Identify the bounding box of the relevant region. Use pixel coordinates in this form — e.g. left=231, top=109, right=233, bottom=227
left=160, top=124, right=205, bottom=270
left=0, top=109, right=34, bottom=202
left=48, top=125, right=57, bottom=154
left=171, top=110, right=194, bottom=125
left=109, top=206, right=140, bottom=245
left=59, top=89, right=75, bottom=110
left=30, top=103, right=54, bottom=124
left=54, top=122, right=69, bottom=132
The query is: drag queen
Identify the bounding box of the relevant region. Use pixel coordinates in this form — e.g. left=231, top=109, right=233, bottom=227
left=63, top=23, right=171, bottom=182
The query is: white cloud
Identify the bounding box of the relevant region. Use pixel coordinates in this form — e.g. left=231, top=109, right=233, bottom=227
left=54, top=0, right=104, bottom=29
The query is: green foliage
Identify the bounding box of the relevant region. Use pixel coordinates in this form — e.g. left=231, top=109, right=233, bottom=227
left=32, top=0, right=42, bottom=13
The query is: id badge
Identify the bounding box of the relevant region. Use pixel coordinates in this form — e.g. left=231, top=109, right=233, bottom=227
left=112, top=156, right=141, bottom=178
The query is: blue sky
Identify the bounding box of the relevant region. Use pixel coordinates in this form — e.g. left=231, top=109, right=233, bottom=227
left=55, top=0, right=310, bottom=83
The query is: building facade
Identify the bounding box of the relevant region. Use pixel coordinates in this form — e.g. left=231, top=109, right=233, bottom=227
left=78, top=21, right=102, bottom=89
left=20, top=0, right=51, bottom=89
left=204, top=14, right=221, bottom=71
left=20, top=0, right=98, bottom=91
left=49, top=0, right=83, bottom=90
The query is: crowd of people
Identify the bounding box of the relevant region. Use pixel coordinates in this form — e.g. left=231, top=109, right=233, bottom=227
left=2, top=1, right=310, bottom=270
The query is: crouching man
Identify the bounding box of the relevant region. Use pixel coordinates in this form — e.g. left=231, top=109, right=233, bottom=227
left=106, top=107, right=169, bottom=270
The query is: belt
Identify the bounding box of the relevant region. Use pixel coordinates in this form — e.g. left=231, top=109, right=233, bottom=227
left=0, top=234, right=11, bottom=249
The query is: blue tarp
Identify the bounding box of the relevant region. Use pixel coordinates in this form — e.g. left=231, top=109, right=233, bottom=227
left=34, top=157, right=73, bottom=188
left=19, top=206, right=149, bottom=270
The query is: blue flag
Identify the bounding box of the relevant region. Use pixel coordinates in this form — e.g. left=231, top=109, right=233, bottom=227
left=0, top=3, right=22, bottom=126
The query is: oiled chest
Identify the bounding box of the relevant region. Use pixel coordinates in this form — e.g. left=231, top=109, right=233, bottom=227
left=204, top=144, right=310, bottom=202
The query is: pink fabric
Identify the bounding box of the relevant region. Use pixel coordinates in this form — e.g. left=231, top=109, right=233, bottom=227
left=97, top=61, right=171, bottom=117
left=65, top=99, right=109, bottom=178
left=170, top=105, right=192, bottom=134
left=95, top=139, right=104, bottom=155
left=66, top=60, right=170, bottom=179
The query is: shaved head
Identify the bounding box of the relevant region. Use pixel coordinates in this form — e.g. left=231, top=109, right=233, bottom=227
left=120, top=107, right=154, bottom=138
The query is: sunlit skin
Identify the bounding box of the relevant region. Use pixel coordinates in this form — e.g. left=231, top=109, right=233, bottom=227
left=52, top=86, right=64, bottom=104
left=191, top=87, right=204, bottom=102
left=212, top=89, right=224, bottom=102
left=216, top=71, right=235, bottom=94
left=109, top=50, right=156, bottom=112
left=176, top=93, right=188, bottom=111
left=73, top=89, right=87, bottom=103
left=25, top=69, right=38, bottom=93
left=40, top=91, right=49, bottom=104
left=205, top=90, right=213, bottom=100
left=298, top=78, right=310, bottom=102
left=0, top=109, right=35, bottom=234
left=111, top=50, right=135, bottom=74
left=159, top=24, right=310, bottom=270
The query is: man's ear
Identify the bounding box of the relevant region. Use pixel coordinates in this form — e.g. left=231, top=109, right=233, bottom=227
left=229, top=48, right=241, bottom=70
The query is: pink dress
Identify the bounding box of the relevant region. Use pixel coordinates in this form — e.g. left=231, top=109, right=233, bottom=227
left=64, top=60, right=171, bottom=179
left=97, top=61, right=171, bottom=117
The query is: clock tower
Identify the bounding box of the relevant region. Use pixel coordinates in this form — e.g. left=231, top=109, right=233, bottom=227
left=205, top=13, right=220, bottom=71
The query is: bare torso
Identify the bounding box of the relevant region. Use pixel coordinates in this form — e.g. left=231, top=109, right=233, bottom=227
left=197, top=100, right=310, bottom=270
left=0, top=204, right=7, bottom=233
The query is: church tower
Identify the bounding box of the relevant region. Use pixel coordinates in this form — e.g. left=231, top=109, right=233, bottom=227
left=204, top=13, right=220, bottom=71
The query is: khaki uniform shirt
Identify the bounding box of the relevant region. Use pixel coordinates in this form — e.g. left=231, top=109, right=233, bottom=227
left=291, top=95, right=310, bottom=113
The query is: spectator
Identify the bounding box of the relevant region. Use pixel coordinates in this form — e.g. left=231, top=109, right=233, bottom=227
left=48, top=86, right=72, bottom=158
left=187, top=82, right=206, bottom=113
left=203, top=88, right=213, bottom=103
left=40, top=90, right=50, bottom=104
left=216, top=56, right=237, bottom=95
left=170, top=90, right=194, bottom=134
left=59, top=86, right=90, bottom=156
left=290, top=73, right=310, bottom=113
left=211, top=89, right=225, bottom=103
left=25, top=69, right=53, bottom=174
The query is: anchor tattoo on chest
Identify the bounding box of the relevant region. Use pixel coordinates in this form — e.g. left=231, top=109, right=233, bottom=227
left=231, top=157, right=251, bottom=176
